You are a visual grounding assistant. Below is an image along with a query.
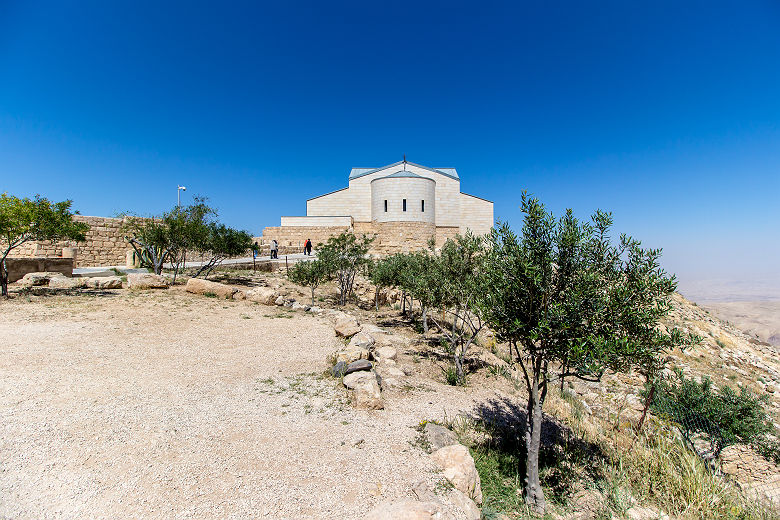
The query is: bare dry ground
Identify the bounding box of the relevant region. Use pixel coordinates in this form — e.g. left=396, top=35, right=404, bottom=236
left=0, top=290, right=488, bottom=519
left=702, top=300, right=780, bottom=346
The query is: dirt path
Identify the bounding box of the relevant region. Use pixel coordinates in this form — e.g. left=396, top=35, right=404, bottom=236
left=0, top=291, right=482, bottom=519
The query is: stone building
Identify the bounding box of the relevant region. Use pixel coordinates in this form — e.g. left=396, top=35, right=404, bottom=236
left=261, top=160, right=493, bottom=254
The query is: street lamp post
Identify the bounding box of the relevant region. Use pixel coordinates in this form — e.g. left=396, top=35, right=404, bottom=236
left=177, top=185, right=187, bottom=207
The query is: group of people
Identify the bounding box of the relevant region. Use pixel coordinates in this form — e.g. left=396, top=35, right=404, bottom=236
left=264, top=238, right=312, bottom=260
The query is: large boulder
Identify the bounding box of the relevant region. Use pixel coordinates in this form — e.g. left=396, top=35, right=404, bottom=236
left=344, top=359, right=373, bottom=375
left=364, top=500, right=453, bottom=520
left=48, top=277, right=87, bottom=289
left=18, top=272, right=66, bottom=286
left=447, top=489, right=481, bottom=520
left=348, top=332, right=375, bottom=350
left=245, top=286, right=278, bottom=305
left=373, top=346, right=398, bottom=363
left=430, top=444, right=483, bottom=505
left=127, top=273, right=169, bottom=289
left=334, top=315, right=361, bottom=337
left=86, top=276, right=124, bottom=289
left=186, top=278, right=238, bottom=299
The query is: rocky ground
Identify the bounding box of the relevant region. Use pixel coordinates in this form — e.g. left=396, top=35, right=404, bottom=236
left=2, top=271, right=779, bottom=519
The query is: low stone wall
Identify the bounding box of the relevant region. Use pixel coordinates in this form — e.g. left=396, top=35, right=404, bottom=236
left=5, top=258, right=74, bottom=283
left=6, top=216, right=132, bottom=267
left=259, top=225, right=352, bottom=252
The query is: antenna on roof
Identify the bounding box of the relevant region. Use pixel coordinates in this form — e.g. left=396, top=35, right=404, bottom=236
left=403, top=154, right=406, bottom=170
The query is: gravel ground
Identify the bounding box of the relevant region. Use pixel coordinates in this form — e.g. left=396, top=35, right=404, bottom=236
left=0, top=290, right=488, bottom=519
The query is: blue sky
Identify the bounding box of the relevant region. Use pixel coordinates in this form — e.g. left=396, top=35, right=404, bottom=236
left=1, top=1, right=779, bottom=291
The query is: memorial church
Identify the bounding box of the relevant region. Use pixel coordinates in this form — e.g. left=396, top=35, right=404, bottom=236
left=261, top=159, right=493, bottom=254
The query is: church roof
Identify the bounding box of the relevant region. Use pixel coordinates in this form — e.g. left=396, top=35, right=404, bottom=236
left=374, top=170, right=429, bottom=180
left=349, top=161, right=459, bottom=181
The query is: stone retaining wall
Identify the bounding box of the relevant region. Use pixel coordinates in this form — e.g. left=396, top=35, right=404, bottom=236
left=5, top=216, right=131, bottom=267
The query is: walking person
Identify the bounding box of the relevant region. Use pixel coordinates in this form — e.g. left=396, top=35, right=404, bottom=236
left=305, top=238, right=312, bottom=256
left=271, top=239, right=278, bottom=259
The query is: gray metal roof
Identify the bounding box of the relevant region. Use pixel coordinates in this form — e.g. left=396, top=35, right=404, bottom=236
left=349, top=161, right=459, bottom=181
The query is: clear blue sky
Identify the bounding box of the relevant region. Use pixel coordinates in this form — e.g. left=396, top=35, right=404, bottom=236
left=2, top=1, right=779, bottom=290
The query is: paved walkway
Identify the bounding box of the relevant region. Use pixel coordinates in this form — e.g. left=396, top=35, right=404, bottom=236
left=72, top=253, right=318, bottom=275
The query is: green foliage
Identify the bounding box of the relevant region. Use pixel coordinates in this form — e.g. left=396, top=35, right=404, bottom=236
left=288, top=259, right=329, bottom=305
left=649, top=370, right=775, bottom=459
left=317, top=232, right=374, bottom=305
left=0, top=193, right=90, bottom=295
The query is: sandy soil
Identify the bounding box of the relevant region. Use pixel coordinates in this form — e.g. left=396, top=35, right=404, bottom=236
left=702, top=300, right=780, bottom=346
left=0, top=290, right=487, bottom=519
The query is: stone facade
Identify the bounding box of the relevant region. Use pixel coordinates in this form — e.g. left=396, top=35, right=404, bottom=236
left=262, top=160, right=494, bottom=255
left=5, top=216, right=132, bottom=268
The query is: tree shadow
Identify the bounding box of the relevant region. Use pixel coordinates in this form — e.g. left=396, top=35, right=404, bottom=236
left=470, top=396, right=605, bottom=504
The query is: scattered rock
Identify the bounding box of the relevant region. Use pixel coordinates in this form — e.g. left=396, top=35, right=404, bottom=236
left=127, top=273, right=169, bottom=289
left=291, top=301, right=310, bottom=311
left=348, top=332, right=375, bottom=350
left=274, top=295, right=285, bottom=306
left=378, top=365, right=406, bottom=379
left=364, top=500, right=453, bottom=520
left=345, top=359, right=373, bottom=375
left=353, top=377, right=383, bottom=410
left=430, top=444, right=483, bottom=505
left=424, top=423, right=459, bottom=453
left=373, top=346, right=398, bottom=362
left=185, top=278, right=238, bottom=299
left=331, top=361, right=348, bottom=378
left=335, top=344, right=370, bottom=364
left=86, top=276, right=124, bottom=289
left=342, top=371, right=376, bottom=389
left=334, top=315, right=361, bottom=337
left=18, top=272, right=66, bottom=286
left=308, top=305, right=323, bottom=313
left=245, top=286, right=278, bottom=305
left=48, top=277, right=87, bottom=289
left=447, top=488, right=481, bottom=520
left=626, top=506, right=665, bottom=520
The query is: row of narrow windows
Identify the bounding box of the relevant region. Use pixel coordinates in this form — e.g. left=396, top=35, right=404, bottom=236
left=384, top=199, right=425, bottom=212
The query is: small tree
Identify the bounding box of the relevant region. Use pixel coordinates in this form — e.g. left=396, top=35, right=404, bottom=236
left=479, top=193, right=689, bottom=512
left=368, top=255, right=403, bottom=311
left=123, top=215, right=177, bottom=275
left=317, top=232, right=374, bottom=305
left=649, top=370, right=774, bottom=461
left=288, top=259, right=329, bottom=305
left=0, top=193, right=89, bottom=296
left=192, top=223, right=253, bottom=278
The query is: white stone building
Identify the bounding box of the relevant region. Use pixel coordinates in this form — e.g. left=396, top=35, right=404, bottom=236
left=262, top=160, right=493, bottom=254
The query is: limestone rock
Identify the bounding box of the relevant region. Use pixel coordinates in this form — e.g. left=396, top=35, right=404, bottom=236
left=185, top=278, right=238, bottom=299
left=342, top=371, right=376, bottom=389
left=447, top=489, right=481, bottom=520
left=353, top=377, right=383, bottom=410
left=431, top=444, right=482, bottom=505
left=364, top=500, right=453, bottom=520
left=378, top=365, right=406, bottom=379
left=49, top=277, right=87, bottom=289
left=245, top=286, right=278, bottom=305
left=291, top=301, right=310, bottom=311
left=424, top=423, right=459, bottom=453
left=345, top=359, right=373, bottom=374
left=348, top=332, right=375, bottom=350
left=335, top=345, right=370, bottom=364
left=334, top=315, right=361, bottom=337
left=86, top=276, right=123, bottom=289
left=18, top=272, right=66, bottom=286
left=374, top=346, right=398, bottom=362
left=127, top=273, right=169, bottom=289
left=274, top=295, right=285, bottom=306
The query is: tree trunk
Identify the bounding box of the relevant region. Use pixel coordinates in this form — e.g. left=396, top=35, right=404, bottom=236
left=375, top=286, right=379, bottom=311
left=635, top=382, right=655, bottom=435
left=0, top=259, right=8, bottom=297
left=422, top=307, right=428, bottom=333
left=311, top=286, right=315, bottom=306
left=524, top=372, right=547, bottom=513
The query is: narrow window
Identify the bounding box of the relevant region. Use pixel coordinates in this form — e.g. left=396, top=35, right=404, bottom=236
left=384, top=200, right=387, bottom=212
left=421, top=200, right=425, bottom=212
left=403, top=199, right=407, bottom=212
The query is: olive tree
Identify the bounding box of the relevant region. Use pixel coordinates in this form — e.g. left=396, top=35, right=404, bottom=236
left=478, top=193, right=691, bottom=513
left=191, top=223, right=254, bottom=278
left=288, top=259, right=329, bottom=305
left=317, top=232, right=374, bottom=305
left=0, top=193, right=89, bottom=296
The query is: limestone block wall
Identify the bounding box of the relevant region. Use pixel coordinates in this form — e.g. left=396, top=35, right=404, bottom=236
left=307, top=188, right=360, bottom=219
left=5, top=216, right=132, bottom=267
left=369, top=221, right=436, bottom=255
left=370, top=176, right=435, bottom=223
left=459, top=193, right=494, bottom=236
left=435, top=226, right=461, bottom=248
left=260, top=225, right=351, bottom=251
